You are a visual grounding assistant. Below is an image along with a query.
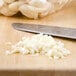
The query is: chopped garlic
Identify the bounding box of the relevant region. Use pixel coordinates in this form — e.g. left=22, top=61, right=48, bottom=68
left=7, top=34, right=70, bottom=59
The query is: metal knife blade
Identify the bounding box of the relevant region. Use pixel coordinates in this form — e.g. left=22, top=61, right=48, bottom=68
left=12, top=23, right=76, bottom=39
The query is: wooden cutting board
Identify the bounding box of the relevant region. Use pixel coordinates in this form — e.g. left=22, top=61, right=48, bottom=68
left=0, top=1, right=76, bottom=76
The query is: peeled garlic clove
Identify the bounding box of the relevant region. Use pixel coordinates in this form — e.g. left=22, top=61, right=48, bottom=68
left=19, top=4, right=38, bottom=19
left=29, top=0, right=47, bottom=8
left=9, top=1, right=25, bottom=12
left=39, top=2, right=54, bottom=17
left=0, top=4, right=18, bottom=16
left=3, top=0, right=16, bottom=4
left=0, top=0, right=4, bottom=8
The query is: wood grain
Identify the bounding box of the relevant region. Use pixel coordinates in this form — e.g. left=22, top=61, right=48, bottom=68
left=0, top=1, right=76, bottom=76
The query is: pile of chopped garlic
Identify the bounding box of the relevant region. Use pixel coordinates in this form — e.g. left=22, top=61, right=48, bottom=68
left=6, top=34, right=70, bottom=59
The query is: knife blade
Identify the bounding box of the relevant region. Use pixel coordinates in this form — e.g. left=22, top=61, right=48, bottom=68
left=12, top=23, right=76, bottom=39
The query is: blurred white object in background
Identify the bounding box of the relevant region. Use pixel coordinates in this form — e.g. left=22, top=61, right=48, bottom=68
left=48, top=0, right=72, bottom=13
left=0, top=0, right=72, bottom=19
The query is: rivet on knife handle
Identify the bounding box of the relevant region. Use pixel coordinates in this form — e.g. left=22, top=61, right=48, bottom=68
left=12, top=23, right=76, bottom=40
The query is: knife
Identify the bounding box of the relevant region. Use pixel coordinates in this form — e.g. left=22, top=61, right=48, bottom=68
left=12, top=23, right=76, bottom=40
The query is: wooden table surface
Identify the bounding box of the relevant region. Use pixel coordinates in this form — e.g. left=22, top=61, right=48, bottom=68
left=0, top=1, right=76, bottom=76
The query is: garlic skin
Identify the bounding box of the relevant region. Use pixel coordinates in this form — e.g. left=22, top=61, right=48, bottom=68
left=19, top=4, right=38, bottom=19
left=9, top=1, right=25, bottom=12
